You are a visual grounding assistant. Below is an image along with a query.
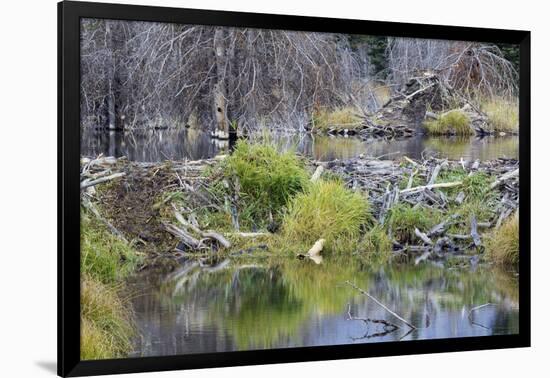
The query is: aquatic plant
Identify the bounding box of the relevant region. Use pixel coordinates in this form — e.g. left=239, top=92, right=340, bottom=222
left=485, top=212, right=519, bottom=266
left=312, top=107, right=363, bottom=132
left=424, top=109, right=472, bottom=136
left=283, top=180, right=370, bottom=252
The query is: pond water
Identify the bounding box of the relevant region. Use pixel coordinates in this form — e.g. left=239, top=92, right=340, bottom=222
left=81, top=128, right=519, bottom=162
left=127, top=257, right=519, bottom=357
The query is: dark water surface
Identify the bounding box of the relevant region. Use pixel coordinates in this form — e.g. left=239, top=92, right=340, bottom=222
left=82, top=128, right=518, bottom=162
left=127, top=258, right=519, bottom=357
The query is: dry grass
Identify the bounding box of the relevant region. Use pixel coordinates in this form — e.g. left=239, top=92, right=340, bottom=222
left=479, top=97, right=519, bottom=133
left=312, top=107, right=363, bottom=132
left=283, top=181, right=371, bottom=253
left=80, top=275, right=134, bottom=360
left=485, top=212, right=519, bottom=266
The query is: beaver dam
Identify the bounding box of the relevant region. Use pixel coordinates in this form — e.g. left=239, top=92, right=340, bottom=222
left=80, top=141, right=519, bottom=357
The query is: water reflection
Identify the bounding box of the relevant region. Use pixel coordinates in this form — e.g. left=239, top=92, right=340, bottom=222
left=82, top=128, right=518, bottom=162
left=128, top=257, right=519, bottom=357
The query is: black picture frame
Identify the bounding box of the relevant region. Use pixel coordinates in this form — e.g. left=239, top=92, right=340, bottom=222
left=58, top=1, right=531, bottom=376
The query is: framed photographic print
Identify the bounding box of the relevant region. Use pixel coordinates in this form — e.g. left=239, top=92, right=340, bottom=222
left=58, top=1, right=530, bottom=376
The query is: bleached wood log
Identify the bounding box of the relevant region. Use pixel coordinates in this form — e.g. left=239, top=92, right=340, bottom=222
left=489, top=168, right=519, bottom=190
left=80, top=172, right=125, bottom=190
left=174, top=210, right=231, bottom=249
left=414, top=228, right=433, bottom=245
left=307, top=239, right=326, bottom=257
left=400, top=181, right=462, bottom=194
left=310, top=165, right=324, bottom=182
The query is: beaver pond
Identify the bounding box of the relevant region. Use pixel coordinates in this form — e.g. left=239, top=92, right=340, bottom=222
left=81, top=130, right=520, bottom=358
left=82, top=128, right=519, bottom=162
left=127, top=257, right=518, bottom=357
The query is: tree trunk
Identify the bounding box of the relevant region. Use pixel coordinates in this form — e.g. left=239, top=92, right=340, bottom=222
left=212, top=28, right=229, bottom=139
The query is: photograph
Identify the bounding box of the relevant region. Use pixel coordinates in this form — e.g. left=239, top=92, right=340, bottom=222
left=78, top=17, right=520, bottom=361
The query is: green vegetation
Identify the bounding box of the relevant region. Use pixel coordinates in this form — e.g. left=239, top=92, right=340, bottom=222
left=312, top=107, right=363, bottom=132
left=486, top=212, right=519, bottom=266
left=359, top=225, right=392, bottom=262
left=81, top=214, right=142, bottom=283
left=221, top=140, right=309, bottom=228
left=283, top=181, right=371, bottom=252
left=424, top=109, right=473, bottom=136
left=479, top=97, right=519, bottom=133
left=387, top=204, right=441, bottom=243
left=80, top=210, right=142, bottom=360
left=81, top=275, right=134, bottom=360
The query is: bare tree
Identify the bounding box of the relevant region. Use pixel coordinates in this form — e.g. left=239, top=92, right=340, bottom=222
left=81, top=19, right=370, bottom=133
left=386, top=38, right=518, bottom=98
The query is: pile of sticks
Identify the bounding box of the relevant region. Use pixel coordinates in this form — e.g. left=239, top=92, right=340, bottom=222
left=322, top=155, right=519, bottom=263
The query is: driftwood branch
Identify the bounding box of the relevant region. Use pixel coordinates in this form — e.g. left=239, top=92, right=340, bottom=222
left=310, top=165, right=324, bottom=182
left=489, top=168, right=519, bottom=190
left=80, top=172, right=126, bottom=190
left=174, top=210, right=231, bottom=249
left=345, top=281, right=417, bottom=329
left=400, top=181, right=462, bottom=195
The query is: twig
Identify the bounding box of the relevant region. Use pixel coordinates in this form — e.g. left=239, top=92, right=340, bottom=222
left=468, top=303, right=494, bottom=318
left=345, top=281, right=417, bottom=329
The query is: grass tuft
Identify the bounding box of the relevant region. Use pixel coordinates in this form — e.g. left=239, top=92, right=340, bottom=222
left=424, top=109, right=472, bottom=136
left=485, top=212, right=519, bottom=266
left=80, top=209, right=142, bottom=360
left=358, top=225, right=392, bottom=263
left=80, top=275, right=134, bottom=360
left=221, top=140, right=309, bottom=228
left=81, top=213, right=142, bottom=283
left=387, top=204, right=441, bottom=244
left=282, top=181, right=370, bottom=252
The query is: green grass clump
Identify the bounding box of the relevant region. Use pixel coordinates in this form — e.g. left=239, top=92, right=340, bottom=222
left=283, top=181, right=370, bottom=252
left=222, top=140, right=309, bottom=228
left=479, top=97, right=519, bottom=133
left=80, top=209, right=142, bottom=360
left=81, top=213, right=142, bottom=284
left=358, top=225, right=392, bottom=263
left=387, top=204, right=441, bottom=244
left=80, top=275, right=134, bottom=360
left=424, top=109, right=473, bottom=136
left=485, top=212, right=519, bottom=266
left=312, top=107, right=362, bottom=132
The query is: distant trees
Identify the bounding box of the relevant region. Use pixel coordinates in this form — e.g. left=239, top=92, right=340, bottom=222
left=81, top=18, right=519, bottom=132
left=81, top=19, right=370, bottom=132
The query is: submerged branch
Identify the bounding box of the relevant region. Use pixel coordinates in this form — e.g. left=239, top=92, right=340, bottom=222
left=345, top=280, right=417, bottom=329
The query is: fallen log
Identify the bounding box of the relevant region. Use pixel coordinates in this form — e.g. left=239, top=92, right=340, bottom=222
left=174, top=210, right=231, bottom=249
left=489, top=168, right=519, bottom=190
left=80, top=172, right=126, bottom=190
left=310, top=165, right=324, bottom=182
left=414, top=228, right=433, bottom=245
